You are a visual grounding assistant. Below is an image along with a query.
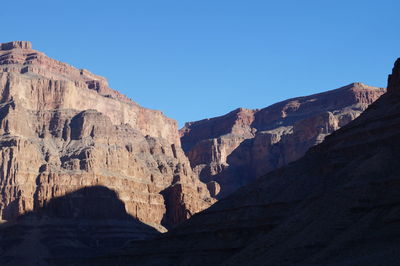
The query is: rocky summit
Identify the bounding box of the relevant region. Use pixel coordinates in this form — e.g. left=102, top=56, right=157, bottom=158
left=181, top=83, right=385, bottom=198
left=0, top=41, right=213, bottom=264
left=100, top=59, right=400, bottom=265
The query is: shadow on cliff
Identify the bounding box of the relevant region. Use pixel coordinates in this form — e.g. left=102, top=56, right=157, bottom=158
left=0, top=186, right=160, bottom=266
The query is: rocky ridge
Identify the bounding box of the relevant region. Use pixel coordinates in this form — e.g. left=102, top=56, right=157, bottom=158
left=181, top=83, right=386, bottom=197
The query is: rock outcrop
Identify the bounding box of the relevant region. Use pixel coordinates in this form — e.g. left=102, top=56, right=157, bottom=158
left=181, top=83, right=386, bottom=198
left=104, top=59, right=400, bottom=265
left=0, top=41, right=213, bottom=233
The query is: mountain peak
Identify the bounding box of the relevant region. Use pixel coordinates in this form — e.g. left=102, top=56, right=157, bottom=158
left=0, top=41, right=32, bottom=50
left=388, top=57, right=400, bottom=93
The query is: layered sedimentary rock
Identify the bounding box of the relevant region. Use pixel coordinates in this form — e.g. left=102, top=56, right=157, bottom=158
left=105, top=59, right=400, bottom=265
left=181, top=83, right=386, bottom=197
left=0, top=41, right=212, bottom=233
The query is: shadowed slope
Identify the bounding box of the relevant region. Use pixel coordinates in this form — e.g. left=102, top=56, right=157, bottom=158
left=99, top=59, right=400, bottom=265
left=0, top=186, right=160, bottom=266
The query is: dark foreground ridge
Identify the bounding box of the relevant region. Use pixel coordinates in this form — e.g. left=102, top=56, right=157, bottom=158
left=94, top=59, right=400, bottom=265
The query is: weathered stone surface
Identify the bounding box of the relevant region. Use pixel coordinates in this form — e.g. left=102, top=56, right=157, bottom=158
left=0, top=41, right=213, bottom=233
left=181, top=83, right=386, bottom=198
left=102, top=59, right=400, bottom=266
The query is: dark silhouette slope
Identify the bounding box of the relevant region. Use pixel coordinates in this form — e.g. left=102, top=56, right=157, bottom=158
left=97, top=59, right=400, bottom=265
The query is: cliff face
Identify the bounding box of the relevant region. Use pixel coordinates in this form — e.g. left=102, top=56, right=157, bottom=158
left=181, top=83, right=386, bottom=198
left=109, top=59, right=400, bottom=266
left=0, top=41, right=212, bottom=231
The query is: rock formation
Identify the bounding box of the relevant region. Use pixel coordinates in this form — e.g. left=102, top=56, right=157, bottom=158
left=0, top=41, right=213, bottom=232
left=102, top=58, right=400, bottom=266
left=181, top=83, right=386, bottom=198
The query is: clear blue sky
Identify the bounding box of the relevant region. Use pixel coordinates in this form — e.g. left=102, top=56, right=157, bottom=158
left=1, top=0, right=399, bottom=127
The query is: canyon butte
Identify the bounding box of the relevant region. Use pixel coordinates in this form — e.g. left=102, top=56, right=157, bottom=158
left=0, top=41, right=391, bottom=265
left=98, top=60, right=400, bottom=265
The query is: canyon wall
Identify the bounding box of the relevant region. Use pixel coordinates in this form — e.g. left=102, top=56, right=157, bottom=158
left=0, top=41, right=213, bottom=231
left=181, top=83, right=386, bottom=198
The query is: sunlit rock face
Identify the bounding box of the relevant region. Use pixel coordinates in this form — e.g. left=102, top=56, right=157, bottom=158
left=0, top=41, right=213, bottom=230
left=181, top=83, right=386, bottom=198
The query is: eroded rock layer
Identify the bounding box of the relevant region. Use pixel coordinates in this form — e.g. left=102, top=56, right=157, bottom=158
left=105, top=58, right=400, bottom=266
left=181, top=83, right=386, bottom=198
left=0, top=41, right=212, bottom=231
